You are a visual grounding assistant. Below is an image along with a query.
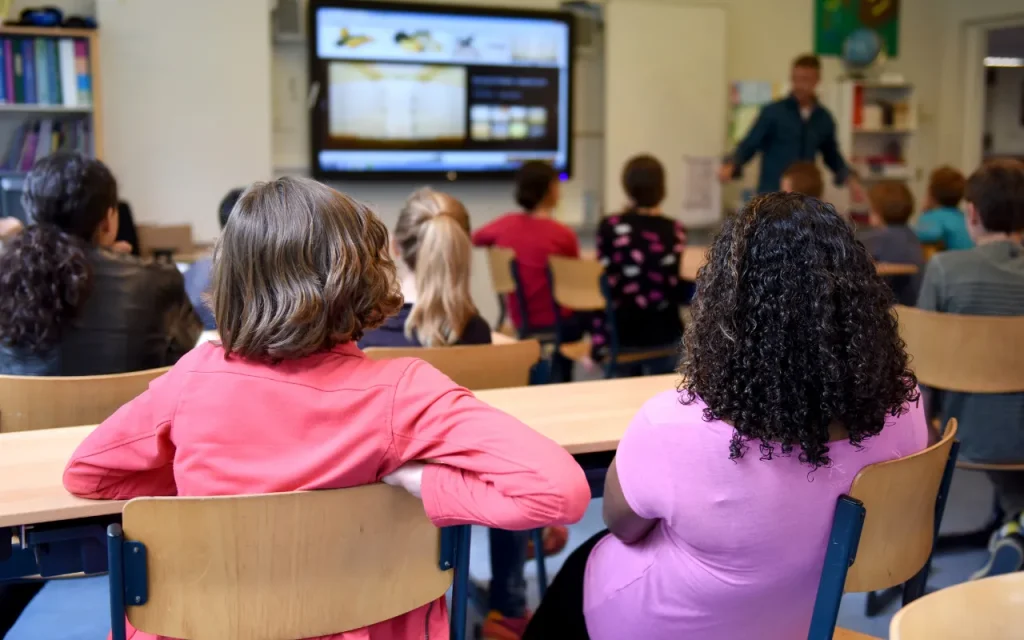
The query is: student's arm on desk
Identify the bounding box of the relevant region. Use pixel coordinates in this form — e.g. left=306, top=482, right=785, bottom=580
left=387, top=359, right=590, bottom=530
left=63, top=370, right=180, bottom=499
left=603, top=407, right=668, bottom=544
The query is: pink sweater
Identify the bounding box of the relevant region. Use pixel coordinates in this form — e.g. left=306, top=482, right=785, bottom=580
left=63, top=342, right=590, bottom=640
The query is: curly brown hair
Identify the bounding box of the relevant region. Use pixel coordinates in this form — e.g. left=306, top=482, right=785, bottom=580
left=0, top=153, right=117, bottom=352
left=679, top=192, right=919, bottom=469
left=211, top=177, right=403, bottom=361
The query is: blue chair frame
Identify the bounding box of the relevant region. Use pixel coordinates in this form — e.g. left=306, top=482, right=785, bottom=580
left=806, top=439, right=960, bottom=640
left=107, top=523, right=473, bottom=640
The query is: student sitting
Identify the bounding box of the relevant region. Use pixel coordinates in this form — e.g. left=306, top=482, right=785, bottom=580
left=183, top=187, right=244, bottom=330
left=593, top=155, right=685, bottom=375
left=63, top=177, right=590, bottom=640
left=858, top=180, right=925, bottom=306
left=523, top=192, right=926, bottom=640
left=472, top=161, right=579, bottom=334
left=916, top=165, right=973, bottom=250
left=360, top=188, right=490, bottom=348
left=362, top=187, right=536, bottom=639
left=917, top=158, right=1024, bottom=577
left=0, top=153, right=200, bottom=376
left=780, top=161, right=825, bottom=198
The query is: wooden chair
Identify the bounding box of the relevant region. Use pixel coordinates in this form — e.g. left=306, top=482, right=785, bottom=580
left=364, top=340, right=541, bottom=391
left=364, top=339, right=550, bottom=593
left=875, top=263, right=920, bottom=277
left=680, top=245, right=708, bottom=282
left=486, top=247, right=519, bottom=338
left=889, top=571, right=1024, bottom=640
left=136, top=224, right=194, bottom=261
left=895, top=305, right=1024, bottom=472
left=106, top=486, right=471, bottom=640
left=808, top=420, right=960, bottom=640
left=548, top=256, right=677, bottom=378
left=0, top=367, right=171, bottom=433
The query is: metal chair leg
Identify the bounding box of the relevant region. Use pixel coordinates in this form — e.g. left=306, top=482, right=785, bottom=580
left=530, top=528, right=548, bottom=598
left=106, top=524, right=127, bottom=640
left=450, top=525, right=472, bottom=640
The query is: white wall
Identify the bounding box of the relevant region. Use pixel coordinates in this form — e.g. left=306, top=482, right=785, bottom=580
left=985, top=67, right=1024, bottom=156
left=96, top=0, right=273, bottom=242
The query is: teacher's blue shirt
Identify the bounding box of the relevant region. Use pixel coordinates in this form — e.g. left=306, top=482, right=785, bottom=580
left=731, top=94, right=850, bottom=193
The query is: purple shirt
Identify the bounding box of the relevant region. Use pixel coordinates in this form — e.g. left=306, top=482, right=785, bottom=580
left=584, top=390, right=928, bottom=640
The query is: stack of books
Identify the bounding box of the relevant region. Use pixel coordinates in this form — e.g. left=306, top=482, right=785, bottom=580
left=2, top=118, right=91, bottom=171
left=0, top=36, right=92, bottom=107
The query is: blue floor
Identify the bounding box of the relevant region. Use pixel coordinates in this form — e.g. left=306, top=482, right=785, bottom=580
left=5, top=468, right=1002, bottom=640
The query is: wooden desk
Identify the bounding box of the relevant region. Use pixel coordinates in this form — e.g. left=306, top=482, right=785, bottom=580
left=0, top=375, right=677, bottom=528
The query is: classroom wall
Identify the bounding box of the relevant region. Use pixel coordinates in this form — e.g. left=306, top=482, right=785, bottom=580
left=95, top=0, right=274, bottom=242
left=985, top=67, right=1024, bottom=157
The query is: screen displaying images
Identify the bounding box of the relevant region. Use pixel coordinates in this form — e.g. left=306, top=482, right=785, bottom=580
left=310, top=2, right=572, bottom=177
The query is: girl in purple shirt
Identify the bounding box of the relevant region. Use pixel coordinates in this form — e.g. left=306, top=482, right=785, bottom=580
left=524, top=192, right=928, bottom=640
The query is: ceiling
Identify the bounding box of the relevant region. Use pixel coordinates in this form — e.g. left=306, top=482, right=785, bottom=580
left=987, top=26, right=1024, bottom=58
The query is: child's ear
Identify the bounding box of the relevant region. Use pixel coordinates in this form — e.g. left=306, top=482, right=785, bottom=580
left=965, top=202, right=981, bottom=226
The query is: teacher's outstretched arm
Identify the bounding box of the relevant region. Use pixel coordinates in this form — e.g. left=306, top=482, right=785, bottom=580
left=719, top=107, right=774, bottom=183
left=820, top=117, right=865, bottom=202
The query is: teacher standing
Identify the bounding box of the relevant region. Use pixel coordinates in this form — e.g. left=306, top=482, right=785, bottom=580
left=719, top=54, right=862, bottom=197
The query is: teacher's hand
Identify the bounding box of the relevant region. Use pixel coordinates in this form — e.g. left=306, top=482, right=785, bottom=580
left=717, top=163, right=735, bottom=183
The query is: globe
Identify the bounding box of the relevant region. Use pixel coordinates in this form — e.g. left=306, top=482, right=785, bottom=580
left=842, top=28, right=883, bottom=74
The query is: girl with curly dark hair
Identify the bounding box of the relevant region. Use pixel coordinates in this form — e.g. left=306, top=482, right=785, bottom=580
left=0, top=153, right=200, bottom=376
left=63, top=177, right=590, bottom=640
left=525, top=192, right=927, bottom=640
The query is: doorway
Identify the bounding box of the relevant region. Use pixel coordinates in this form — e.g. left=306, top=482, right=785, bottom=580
left=982, top=26, right=1024, bottom=164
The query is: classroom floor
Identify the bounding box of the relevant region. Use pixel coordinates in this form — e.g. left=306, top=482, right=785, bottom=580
left=6, top=468, right=998, bottom=640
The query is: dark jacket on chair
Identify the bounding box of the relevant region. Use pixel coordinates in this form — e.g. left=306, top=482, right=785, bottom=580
left=0, top=248, right=201, bottom=376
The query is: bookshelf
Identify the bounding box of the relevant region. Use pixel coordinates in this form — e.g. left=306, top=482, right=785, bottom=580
left=829, top=79, right=917, bottom=185
left=0, top=25, right=103, bottom=170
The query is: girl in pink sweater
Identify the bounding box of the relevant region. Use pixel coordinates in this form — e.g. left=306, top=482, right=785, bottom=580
left=63, top=177, right=590, bottom=640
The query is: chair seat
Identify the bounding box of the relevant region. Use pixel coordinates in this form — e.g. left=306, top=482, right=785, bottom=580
left=614, top=345, right=678, bottom=364
left=834, top=628, right=881, bottom=640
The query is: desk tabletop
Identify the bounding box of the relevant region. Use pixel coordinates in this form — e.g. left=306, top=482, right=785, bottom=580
left=0, top=374, right=677, bottom=528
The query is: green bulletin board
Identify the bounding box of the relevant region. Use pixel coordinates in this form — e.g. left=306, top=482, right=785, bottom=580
left=815, top=0, right=900, bottom=57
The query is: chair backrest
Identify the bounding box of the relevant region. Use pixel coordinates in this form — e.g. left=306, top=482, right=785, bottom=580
left=680, top=245, right=708, bottom=282
left=0, top=367, right=171, bottom=433
left=120, top=485, right=453, bottom=640
left=365, top=340, right=540, bottom=390
left=895, top=305, right=1024, bottom=393
left=487, top=247, right=517, bottom=295
left=889, top=571, right=1024, bottom=640
left=137, top=224, right=194, bottom=257
left=876, top=263, right=920, bottom=277
left=548, top=255, right=605, bottom=312
left=844, top=420, right=958, bottom=593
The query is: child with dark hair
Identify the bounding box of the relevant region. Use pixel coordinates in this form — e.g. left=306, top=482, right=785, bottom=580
left=472, top=161, right=579, bottom=335
left=918, top=158, right=1024, bottom=578
left=593, top=155, right=685, bottom=374
left=915, top=165, right=973, bottom=250
left=183, top=187, right=245, bottom=329
left=63, top=176, right=590, bottom=640
left=524, top=192, right=925, bottom=640
left=858, top=180, right=925, bottom=305
left=0, top=153, right=200, bottom=376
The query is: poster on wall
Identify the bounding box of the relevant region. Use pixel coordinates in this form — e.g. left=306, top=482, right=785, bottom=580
left=814, top=0, right=900, bottom=57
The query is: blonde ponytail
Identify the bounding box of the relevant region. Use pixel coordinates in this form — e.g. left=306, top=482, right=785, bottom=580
left=395, top=188, right=477, bottom=347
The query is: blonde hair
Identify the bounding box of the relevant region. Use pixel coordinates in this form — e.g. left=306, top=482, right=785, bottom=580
left=394, top=188, right=477, bottom=347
